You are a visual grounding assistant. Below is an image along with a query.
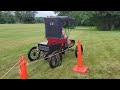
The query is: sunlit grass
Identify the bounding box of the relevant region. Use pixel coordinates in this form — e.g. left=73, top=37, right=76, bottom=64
left=0, top=24, right=120, bottom=79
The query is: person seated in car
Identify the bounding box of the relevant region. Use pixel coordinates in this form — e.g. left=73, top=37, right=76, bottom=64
left=62, top=27, right=73, bottom=47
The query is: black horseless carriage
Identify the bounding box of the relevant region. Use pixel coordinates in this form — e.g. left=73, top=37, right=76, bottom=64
left=28, top=16, right=83, bottom=68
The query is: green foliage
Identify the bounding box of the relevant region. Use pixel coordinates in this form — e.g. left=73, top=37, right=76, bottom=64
left=1, top=11, right=120, bottom=30
left=89, top=11, right=120, bottom=30
left=0, top=11, right=38, bottom=24
left=54, top=11, right=120, bottom=31
left=35, top=17, right=44, bottom=23
left=55, top=11, right=94, bottom=26
left=0, top=11, right=15, bottom=24
left=14, top=11, right=38, bottom=23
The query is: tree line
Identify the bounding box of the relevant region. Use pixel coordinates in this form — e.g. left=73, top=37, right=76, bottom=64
left=54, top=11, right=120, bottom=30
left=0, top=11, right=120, bottom=30
left=0, top=11, right=44, bottom=24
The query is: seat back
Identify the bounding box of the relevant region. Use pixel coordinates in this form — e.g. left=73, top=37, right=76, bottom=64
left=47, top=38, right=67, bottom=45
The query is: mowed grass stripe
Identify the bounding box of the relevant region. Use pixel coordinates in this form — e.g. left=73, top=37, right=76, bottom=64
left=0, top=24, right=120, bottom=79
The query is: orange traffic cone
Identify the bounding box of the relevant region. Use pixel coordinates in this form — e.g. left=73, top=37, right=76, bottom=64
left=72, top=40, right=88, bottom=74
left=19, top=56, right=28, bottom=79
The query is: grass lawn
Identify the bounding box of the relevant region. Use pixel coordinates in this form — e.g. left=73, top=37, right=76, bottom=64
left=0, top=24, right=120, bottom=79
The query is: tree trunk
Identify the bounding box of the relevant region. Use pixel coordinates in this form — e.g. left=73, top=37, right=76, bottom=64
left=111, top=24, right=115, bottom=31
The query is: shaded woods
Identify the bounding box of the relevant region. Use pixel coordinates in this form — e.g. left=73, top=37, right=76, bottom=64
left=54, top=11, right=120, bottom=30
left=0, top=11, right=44, bottom=24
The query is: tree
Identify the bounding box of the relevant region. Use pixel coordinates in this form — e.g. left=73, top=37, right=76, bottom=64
left=54, top=11, right=94, bottom=26
left=54, top=11, right=120, bottom=30
left=35, top=17, right=44, bottom=23
left=0, top=11, right=6, bottom=23
left=22, top=11, right=37, bottom=23
left=0, top=11, right=15, bottom=24
left=0, top=11, right=38, bottom=24
left=14, top=11, right=38, bottom=23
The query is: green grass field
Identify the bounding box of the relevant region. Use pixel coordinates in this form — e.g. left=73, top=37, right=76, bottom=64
left=0, top=24, right=120, bottom=79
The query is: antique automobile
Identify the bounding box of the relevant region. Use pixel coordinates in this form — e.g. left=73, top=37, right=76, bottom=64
left=28, top=16, right=83, bottom=68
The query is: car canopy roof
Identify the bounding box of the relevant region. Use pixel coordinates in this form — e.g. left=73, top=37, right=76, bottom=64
left=44, top=16, right=75, bottom=23
left=44, top=16, right=75, bottom=39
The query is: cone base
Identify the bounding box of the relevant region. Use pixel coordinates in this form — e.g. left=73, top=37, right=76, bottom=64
left=72, top=65, right=88, bottom=74
left=20, top=77, right=28, bottom=79
left=20, top=75, right=28, bottom=79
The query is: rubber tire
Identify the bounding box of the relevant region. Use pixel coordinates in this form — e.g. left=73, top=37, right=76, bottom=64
left=69, top=40, right=75, bottom=48
left=49, top=51, right=62, bottom=68
left=28, top=46, right=40, bottom=61
left=75, top=45, right=83, bottom=58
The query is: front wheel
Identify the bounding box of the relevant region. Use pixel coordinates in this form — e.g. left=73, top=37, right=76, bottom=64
left=28, top=46, right=40, bottom=61
left=69, top=40, right=75, bottom=48
left=49, top=51, right=62, bottom=68
left=75, top=45, right=83, bottom=58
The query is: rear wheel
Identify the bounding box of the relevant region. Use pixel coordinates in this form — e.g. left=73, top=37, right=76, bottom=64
left=75, top=45, right=83, bottom=58
left=28, top=46, right=40, bottom=61
left=49, top=51, right=62, bottom=68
